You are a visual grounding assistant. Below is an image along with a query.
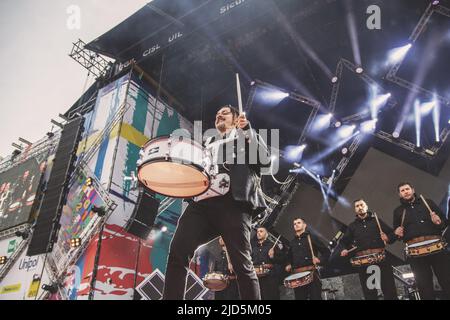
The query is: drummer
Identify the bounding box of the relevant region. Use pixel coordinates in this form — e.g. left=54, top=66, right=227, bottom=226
left=340, top=199, right=398, bottom=300
left=393, top=182, right=450, bottom=300
left=251, top=227, right=283, bottom=300
left=285, top=217, right=329, bottom=300
left=214, top=237, right=240, bottom=300
left=163, top=105, right=271, bottom=300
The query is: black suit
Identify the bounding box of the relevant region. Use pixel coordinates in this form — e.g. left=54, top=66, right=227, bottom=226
left=163, top=126, right=271, bottom=300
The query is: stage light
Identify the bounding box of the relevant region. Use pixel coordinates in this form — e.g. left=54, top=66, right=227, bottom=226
left=42, top=283, right=58, bottom=294
left=11, top=149, right=21, bottom=157
left=388, top=43, right=412, bottom=64
left=370, top=93, right=391, bottom=118
left=420, top=101, right=435, bottom=116
left=338, top=125, right=356, bottom=138
left=331, top=76, right=339, bottom=84
left=70, top=238, right=82, bottom=248
left=250, top=81, right=256, bottom=86
left=414, top=99, right=421, bottom=147
left=92, top=206, right=106, bottom=217
left=286, top=144, right=307, bottom=162
left=313, top=114, right=333, bottom=132
left=161, top=226, right=168, bottom=233
left=260, top=89, right=289, bottom=103
left=393, top=131, right=400, bottom=139
left=432, top=1, right=440, bottom=5
left=355, top=67, right=364, bottom=74
left=0, top=256, right=7, bottom=265
left=361, top=119, right=378, bottom=133
left=15, top=230, right=29, bottom=240
left=341, top=147, right=349, bottom=156
left=46, top=132, right=55, bottom=138
left=431, top=93, right=440, bottom=142
left=334, top=121, right=342, bottom=128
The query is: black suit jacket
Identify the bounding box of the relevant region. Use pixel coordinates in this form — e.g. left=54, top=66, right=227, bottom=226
left=205, top=126, right=271, bottom=215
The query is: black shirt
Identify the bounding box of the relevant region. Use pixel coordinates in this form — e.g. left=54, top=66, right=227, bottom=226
left=393, top=195, right=447, bottom=242
left=251, top=239, right=284, bottom=266
left=341, top=212, right=395, bottom=252
left=287, top=231, right=330, bottom=269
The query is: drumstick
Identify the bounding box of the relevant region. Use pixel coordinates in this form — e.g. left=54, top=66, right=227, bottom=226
left=347, top=246, right=358, bottom=254
left=235, top=73, right=244, bottom=115
left=307, top=234, right=317, bottom=266
left=420, top=194, right=434, bottom=217
left=270, top=235, right=281, bottom=251
left=400, top=209, right=406, bottom=228
left=373, top=212, right=388, bottom=245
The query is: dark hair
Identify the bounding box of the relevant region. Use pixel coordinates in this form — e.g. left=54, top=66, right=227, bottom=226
left=397, top=182, right=414, bottom=191
left=293, top=217, right=306, bottom=223
left=220, top=105, right=240, bottom=120
left=353, top=198, right=365, bottom=204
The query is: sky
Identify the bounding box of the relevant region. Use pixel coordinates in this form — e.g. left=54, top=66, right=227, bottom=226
left=0, top=0, right=151, bottom=157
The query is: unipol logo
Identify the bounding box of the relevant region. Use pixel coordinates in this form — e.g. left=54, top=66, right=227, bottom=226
left=220, top=0, right=246, bottom=15
left=18, top=257, right=39, bottom=272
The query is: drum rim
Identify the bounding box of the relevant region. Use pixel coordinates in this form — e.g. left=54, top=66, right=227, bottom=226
left=138, top=159, right=211, bottom=198
left=142, top=135, right=203, bottom=149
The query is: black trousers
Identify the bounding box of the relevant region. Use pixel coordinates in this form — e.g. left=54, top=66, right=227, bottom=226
left=409, top=251, right=450, bottom=300
left=162, top=194, right=261, bottom=300
left=215, top=279, right=240, bottom=300
left=357, top=260, right=398, bottom=300
left=293, top=273, right=322, bottom=300
left=258, top=274, right=280, bottom=300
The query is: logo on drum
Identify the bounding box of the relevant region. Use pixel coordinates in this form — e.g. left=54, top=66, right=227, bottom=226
left=170, top=122, right=280, bottom=175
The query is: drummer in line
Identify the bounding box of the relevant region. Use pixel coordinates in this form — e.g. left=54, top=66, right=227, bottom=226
left=393, top=182, right=450, bottom=300
left=214, top=237, right=240, bottom=300
left=340, top=199, right=398, bottom=300
left=285, top=217, right=330, bottom=300
left=251, top=227, right=284, bottom=300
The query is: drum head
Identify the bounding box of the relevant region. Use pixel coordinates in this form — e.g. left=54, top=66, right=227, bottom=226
left=409, top=239, right=440, bottom=248
left=138, top=161, right=210, bottom=198
left=285, top=271, right=311, bottom=281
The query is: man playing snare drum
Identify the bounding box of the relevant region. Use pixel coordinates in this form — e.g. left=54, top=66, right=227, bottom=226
left=163, top=105, right=271, bottom=300
left=393, top=182, right=450, bottom=300
left=341, top=199, right=398, bottom=300
left=285, top=218, right=329, bottom=300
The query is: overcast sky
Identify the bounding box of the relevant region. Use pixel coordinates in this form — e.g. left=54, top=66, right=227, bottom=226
left=0, top=0, right=150, bottom=157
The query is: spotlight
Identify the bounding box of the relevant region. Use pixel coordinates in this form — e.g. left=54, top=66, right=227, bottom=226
left=331, top=76, right=339, bottom=84
left=250, top=81, right=256, bottom=86
left=402, top=273, right=415, bottom=279
left=341, top=147, right=349, bottom=156
left=432, top=0, right=440, bottom=5
left=388, top=43, right=412, bottom=64
left=46, top=132, right=55, bottom=138
left=360, top=119, right=378, bottom=133
left=70, top=238, right=82, bottom=248
left=338, top=125, right=356, bottom=138
left=161, top=226, right=168, bottom=233
left=15, top=230, right=30, bottom=240
left=0, top=256, right=7, bottom=265
left=286, top=144, right=307, bottom=162
left=260, top=89, right=290, bottom=102
left=355, top=67, right=364, bottom=74
left=393, top=131, right=400, bottom=139
left=12, top=149, right=21, bottom=157
left=42, top=283, right=58, bottom=294
left=334, top=121, right=342, bottom=128
left=92, top=206, right=106, bottom=217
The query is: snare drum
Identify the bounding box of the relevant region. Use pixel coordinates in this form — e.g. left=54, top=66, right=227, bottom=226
left=254, top=265, right=272, bottom=278
left=203, top=272, right=229, bottom=291
left=137, top=136, right=210, bottom=198
left=406, top=238, right=447, bottom=258
left=284, top=271, right=314, bottom=289
left=350, top=250, right=386, bottom=267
